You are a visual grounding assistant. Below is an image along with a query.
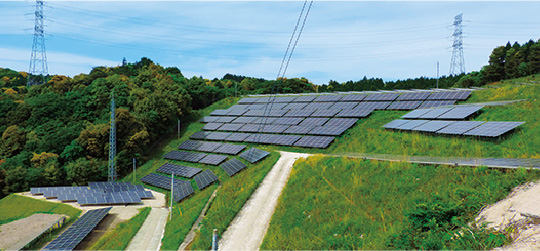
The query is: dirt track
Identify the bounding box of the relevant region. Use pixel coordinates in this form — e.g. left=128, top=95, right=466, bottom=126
left=218, top=151, right=310, bottom=251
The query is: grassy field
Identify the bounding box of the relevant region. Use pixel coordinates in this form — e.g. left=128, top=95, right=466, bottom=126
left=88, top=207, right=151, bottom=250
left=160, top=186, right=215, bottom=250
left=188, top=153, right=280, bottom=250
left=261, top=156, right=540, bottom=250
left=0, top=194, right=80, bottom=224
left=0, top=194, right=81, bottom=249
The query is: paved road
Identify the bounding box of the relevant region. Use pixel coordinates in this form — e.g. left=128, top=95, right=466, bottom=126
left=126, top=207, right=168, bottom=251
left=218, top=151, right=310, bottom=251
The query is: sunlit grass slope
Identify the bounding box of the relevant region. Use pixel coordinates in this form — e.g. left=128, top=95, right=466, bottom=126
left=0, top=194, right=81, bottom=224
left=261, top=156, right=540, bottom=250
left=89, top=207, right=151, bottom=250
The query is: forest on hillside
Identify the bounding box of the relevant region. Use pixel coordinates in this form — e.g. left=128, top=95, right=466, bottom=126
left=0, top=39, right=538, bottom=198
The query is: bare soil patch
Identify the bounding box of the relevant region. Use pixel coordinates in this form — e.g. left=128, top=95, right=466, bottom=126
left=0, top=213, right=66, bottom=250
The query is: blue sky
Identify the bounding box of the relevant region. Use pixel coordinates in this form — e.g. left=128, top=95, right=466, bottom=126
left=1, top=1, right=539, bottom=85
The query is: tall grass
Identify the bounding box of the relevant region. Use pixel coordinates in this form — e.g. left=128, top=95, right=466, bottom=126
left=188, top=153, right=280, bottom=250
left=0, top=194, right=80, bottom=224
left=89, top=207, right=151, bottom=250
left=261, top=156, right=540, bottom=250
left=160, top=186, right=215, bottom=250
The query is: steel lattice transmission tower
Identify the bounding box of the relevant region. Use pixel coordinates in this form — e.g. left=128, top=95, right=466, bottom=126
left=28, top=0, right=48, bottom=86
left=108, top=93, right=117, bottom=182
left=449, top=13, right=465, bottom=75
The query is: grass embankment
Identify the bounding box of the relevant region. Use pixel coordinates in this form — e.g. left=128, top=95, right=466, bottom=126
left=89, top=207, right=151, bottom=250
left=0, top=194, right=81, bottom=249
left=261, top=156, right=540, bottom=250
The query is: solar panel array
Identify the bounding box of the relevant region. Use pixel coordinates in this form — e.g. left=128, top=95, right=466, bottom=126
left=43, top=207, right=112, bottom=251
left=220, top=158, right=247, bottom=177
left=239, top=148, right=270, bottom=163
left=403, top=106, right=483, bottom=120
left=141, top=173, right=190, bottom=191
left=172, top=182, right=194, bottom=202
left=156, top=163, right=202, bottom=178
left=30, top=182, right=154, bottom=206
left=194, top=170, right=219, bottom=190
left=164, top=151, right=207, bottom=163
left=178, top=140, right=246, bottom=155
left=384, top=119, right=524, bottom=137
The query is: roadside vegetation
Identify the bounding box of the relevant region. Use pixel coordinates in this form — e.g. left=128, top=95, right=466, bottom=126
left=261, top=156, right=540, bottom=250
left=89, top=207, right=151, bottom=250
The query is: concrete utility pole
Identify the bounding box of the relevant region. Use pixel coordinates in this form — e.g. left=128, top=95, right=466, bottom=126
left=436, top=61, right=440, bottom=89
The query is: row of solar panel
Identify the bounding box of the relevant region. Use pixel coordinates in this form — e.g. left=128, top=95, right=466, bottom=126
left=163, top=151, right=229, bottom=165
left=402, top=106, right=483, bottom=120
left=238, top=90, right=471, bottom=104
left=202, top=119, right=358, bottom=136
left=31, top=185, right=154, bottom=205
left=179, top=140, right=247, bottom=155
left=209, top=106, right=377, bottom=119
left=215, top=100, right=457, bottom=116
left=383, top=119, right=524, bottom=137
left=43, top=207, right=112, bottom=251
left=191, top=131, right=335, bottom=149
left=141, top=170, right=219, bottom=200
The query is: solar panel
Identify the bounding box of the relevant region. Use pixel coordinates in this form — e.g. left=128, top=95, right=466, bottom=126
left=272, top=117, right=305, bottom=125
left=220, top=158, right=247, bottom=177
left=244, top=134, right=274, bottom=144
left=141, top=173, right=188, bottom=190
left=213, top=144, right=247, bottom=155
left=215, top=116, right=237, bottom=123
left=178, top=140, right=222, bottom=152
left=238, top=124, right=264, bottom=133
left=396, top=92, right=431, bottom=101
left=299, top=117, right=329, bottom=127
left=243, top=110, right=267, bottom=117
left=271, top=134, right=302, bottom=146
left=418, top=107, right=453, bottom=119
left=231, top=116, right=257, bottom=124
left=284, top=109, right=316, bottom=117
left=401, top=108, right=432, bottom=119
left=261, top=124, right=290, bottom=133
left=226, top=109, right=248, bottom=116
left=395, top=120, right=430, bottom=130
left=210, top=109, right=230, bottom=116
left=311, top=109, right=341, bottom=117
left=304, top=102, right=335, bottom=110
left=164, top=151, right=207, bottom=163
left=412, top=120, right=456, bottom=132
left=157, top=163, right=202, bottom=178
left=246, top=104, right=266, bottom=110
left=418, top=100, right=456, bottom=109
left=190, top=131, right=212, bottom=140
left=293, top=136, right=335, bottom=149
left=43, top=207, right=112, bottom=251
left=283, top=102, right=309, bottom=110
left=254, top=97, right=274, bottom=103
left=225, top=133, right=251, bottom=142
left=250, top=117, right=278, bottom=124
left=313, top=95, right=343, bottom=102
left=199, top=116, right=220, bottom=123
left=283, top=125, right=316, bottom=134
left=325, top=118, right=358, bottom=128
left=194, top=170, right=219, bottom=190
left=172, top=182, right=194, bottom=202
left=274, top=96, right=297, bottom=103
left=238, top=97, right=260, bottom=104
left=308, top=126, right=349, bottom=136
left=330, top=102, right=359, bottom=110
left=364, top=93, right=399, bottom=101
left=356, top=101, right=392, bottom=110
left=198, top=154, right=228, bottom=165
left=292, top=95, right=317, bottom=102
left=206, top=132, right=233, bottom=141
left=239, top=148, right=270, bottom=163
left=339, top=94, right=366, bottom=102
left=217, top=123, right=245, bottom=132
left=436, top=106, right=483, bottom=120
left=203, top=123, right=224, bottom=131
left=386, top=101, right=423, bottom=110
left=463, top=121, right=524, bottom=137
left=334, top=108, right=373, bottom=118
left=264, top=103, right=289, bottom=109
left=436, top=121, right=486, bottom=135
left=382, top=119, right=411, bottom=129
left=229, top=105, right=250, bottom=110
left=427, top=90, right=471, bottom=100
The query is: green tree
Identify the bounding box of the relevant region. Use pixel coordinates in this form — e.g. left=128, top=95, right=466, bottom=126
left=1, top=125, right=26, bottom=158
